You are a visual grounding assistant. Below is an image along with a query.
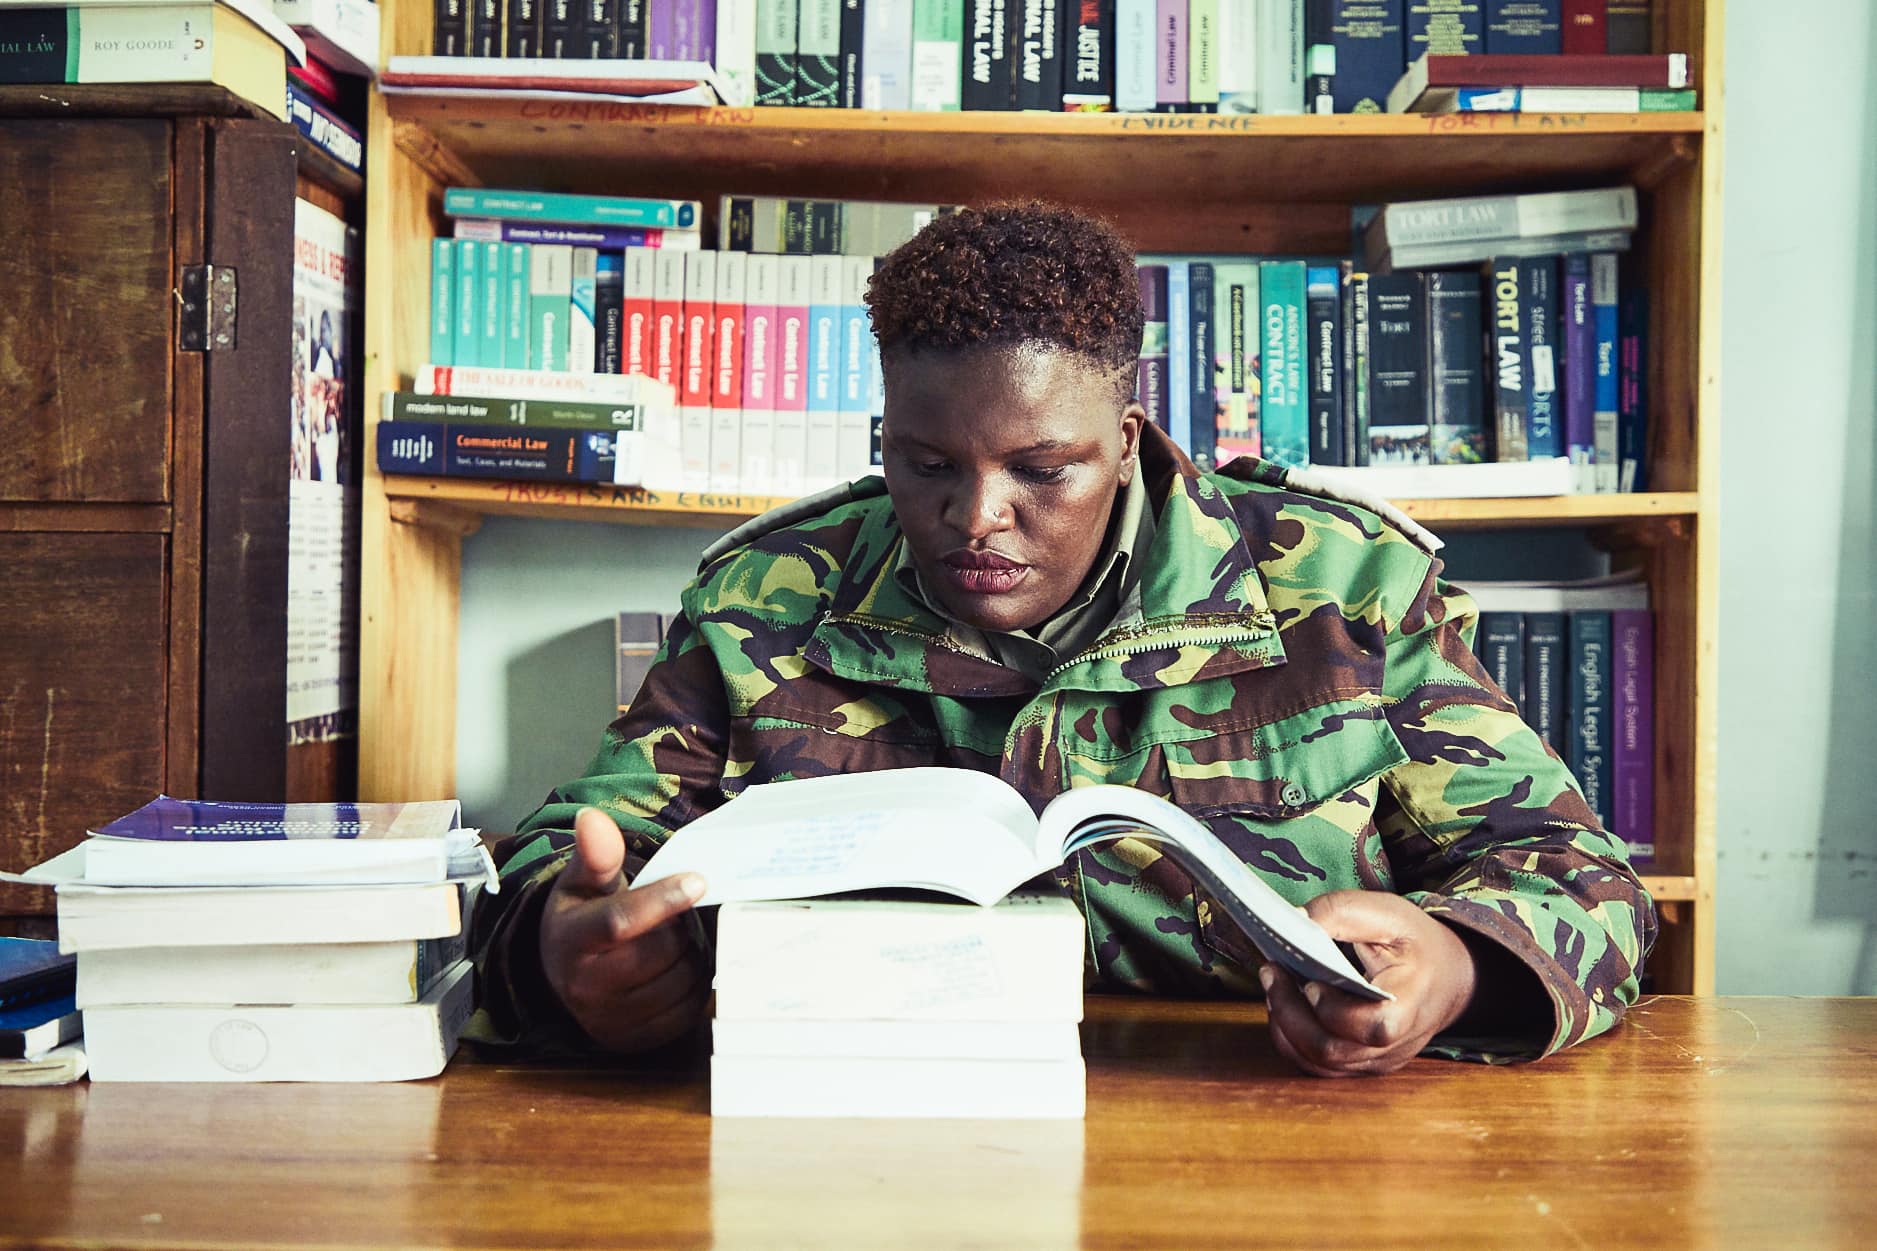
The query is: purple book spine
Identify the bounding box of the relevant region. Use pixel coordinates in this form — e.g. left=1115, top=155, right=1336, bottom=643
left=1137, top=264, right=1169, bottom=431
left=1562, top=252, right=1594, bottom=489
left=671, top=0, right=716, bottom=60
left=474, top=222, right=662, bottom=249
left=649, top=0, right=677, bottom=58
left=1156, top=0, right=1185, bottom=106
left=1612, top=608, right=1654, bottom=868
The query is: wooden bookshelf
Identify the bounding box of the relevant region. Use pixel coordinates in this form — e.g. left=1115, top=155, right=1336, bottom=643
left=361, top=1, right=1722, bottom=992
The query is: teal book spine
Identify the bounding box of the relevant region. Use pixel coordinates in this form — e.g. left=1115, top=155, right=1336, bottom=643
left=503, top=243, right=530, bottom=368
left=442, top=187, right=700, bottom=231
left=454, top=240, right=481, bottom=367
left=480, top=239, right=505, bottom=369
left=430, top=238, right=455, bottom=366
left=1258, top=259, right=1309, bottom=469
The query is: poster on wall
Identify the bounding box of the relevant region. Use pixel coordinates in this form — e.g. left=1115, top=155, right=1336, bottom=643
left=288, top=197, right=361, bottom=745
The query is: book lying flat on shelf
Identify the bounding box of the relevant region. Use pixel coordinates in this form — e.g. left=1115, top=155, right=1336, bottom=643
left=1, top=989, right=80, bottom=1059
left=7, top=796, right=490, bottom=888
left=0, top=936, right=75, bottom=1011
left=638, top=768, right=1389, bottom=1002
left=380, top=56, right=742, bottom=108
left=272, top=0, right=377, bottom=79
left=83, top=958, right=473, bottom=1081
left=1388, top=51, right=1692, bottom=114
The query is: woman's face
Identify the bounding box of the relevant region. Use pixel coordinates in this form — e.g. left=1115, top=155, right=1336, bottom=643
left=881, top=344, right=1144, bottom=634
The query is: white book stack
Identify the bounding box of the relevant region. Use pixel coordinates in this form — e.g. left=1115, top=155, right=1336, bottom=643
left=2, top=796, right=492, bottom=1083
left=709, top=893, right=1089, bottom=1119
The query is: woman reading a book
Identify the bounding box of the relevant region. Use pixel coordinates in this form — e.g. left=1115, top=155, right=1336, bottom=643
left=466, top=203, right=1654, bottom=1076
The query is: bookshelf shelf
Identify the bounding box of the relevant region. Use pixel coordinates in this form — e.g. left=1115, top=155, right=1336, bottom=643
left=378, top=475, right=1701, bottom=534
left=362, top=0, right=1723, bottom=994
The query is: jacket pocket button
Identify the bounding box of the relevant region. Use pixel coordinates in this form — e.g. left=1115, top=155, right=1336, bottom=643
left=1280, top=781, right=1308, bottom=807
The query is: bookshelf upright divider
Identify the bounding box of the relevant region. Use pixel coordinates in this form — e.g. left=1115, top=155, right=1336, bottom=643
left=359, top=0, right=1722, bottom=993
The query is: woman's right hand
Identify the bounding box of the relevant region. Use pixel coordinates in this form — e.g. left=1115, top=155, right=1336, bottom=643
left=538, top=806, right=710, bottom=1054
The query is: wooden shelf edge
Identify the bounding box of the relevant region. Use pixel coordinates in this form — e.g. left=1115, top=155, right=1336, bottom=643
left=379, top=478, right=1699, bottom=531
left=1640, top=875, right=1701, bottom=902
left=381, top=96, right=1707, bottom=142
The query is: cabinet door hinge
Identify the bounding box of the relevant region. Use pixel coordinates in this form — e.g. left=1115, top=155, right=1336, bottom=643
left=178, top=265, right=238, bottom=351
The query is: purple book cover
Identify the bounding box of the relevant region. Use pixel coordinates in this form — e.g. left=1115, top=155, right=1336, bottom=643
left=456, top=221, right=675, bottom=249
left=1612, top=609, right=1654, bottom=867
left=91, top=797, right=463, bottom=842
left=670, top=0, right=717, bottom=60
left=649, top=0, right=677, bottom=58
left=1156, top=0, right=1185, bottom=106
left=1562, top=252, right=1594, bottom=487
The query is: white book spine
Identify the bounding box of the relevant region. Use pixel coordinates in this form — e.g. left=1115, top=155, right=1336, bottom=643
left=1114, top=0, right=1156, bottom=111
left=85, top=961, right=474, bottom=1082
left=529, top=243, right=574, bottom=372
left=413, top=363, right=676, bottom=408
left=568, top=246, right=598, bottom=373
left=715, top=0, right=760, bottom=106
left=1591, top=251, right=1620, bottom=494
left=1257, top=0, right=1302, bottom=116
left=861, top=0, right=914, bottom=109
left=711, top=1055, right=1086, bottom=1118
left=1217, top=0, right=1257, bottom=112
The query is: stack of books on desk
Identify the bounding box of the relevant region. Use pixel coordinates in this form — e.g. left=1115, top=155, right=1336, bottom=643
left=6, top=796, right=491, bottom=1083
left=710, top=893, right=1088, bottom=1119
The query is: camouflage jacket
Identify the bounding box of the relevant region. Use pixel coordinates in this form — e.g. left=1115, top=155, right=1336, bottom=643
left=469, top=426, right=1655, bottom=1061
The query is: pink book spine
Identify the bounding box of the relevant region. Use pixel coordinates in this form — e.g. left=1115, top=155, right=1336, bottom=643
left=1156, top=0, right=1186, bottom=107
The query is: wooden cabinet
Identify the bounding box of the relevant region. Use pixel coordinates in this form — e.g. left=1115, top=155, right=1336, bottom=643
left=0, top=91, right=358, bottom=923
left=360, top=2, right=1722, bottom=991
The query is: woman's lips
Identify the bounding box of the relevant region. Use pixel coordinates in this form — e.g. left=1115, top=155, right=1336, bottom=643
left=942, top=550, right=1029, bottom=596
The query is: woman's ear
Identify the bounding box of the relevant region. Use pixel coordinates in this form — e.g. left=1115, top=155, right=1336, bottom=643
left=1117, top=402, right=1146, bottom=485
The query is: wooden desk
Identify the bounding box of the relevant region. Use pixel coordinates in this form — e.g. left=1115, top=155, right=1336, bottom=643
left=2, top=996, right=1871, bottom=1249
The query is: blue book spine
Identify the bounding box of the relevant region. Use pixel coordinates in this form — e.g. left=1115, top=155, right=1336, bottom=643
left=1476, top=611, right=1526, bottom=713
left=1188, top=261, right=1216, bottom=470
left=1523, top=610, right=1568, bottom=751
left=1167, top=261, right=1191, bottom=454
left=1568, top=610, right=1612, bottom=833
left=1259, top=260, right=1309, bottom=469
left=1407, top=0, right=1483, bottom=60
left=430, top=239, right=455, bottom=366
left=1591, top=251, right=1620, bottom=493
left=1306, top=264, right=1344, bottom=467
left=376, top=421, right=616, bottom=483
left=1562, top=252, right=1594, bottom=487
left=1330, top=0, right=1404, bottom=114
left=1483, top=0, right=1560, bottom=54
left=454, top=240, right=482, bottom=368
left=1522, top=254, right=1560, bottom=459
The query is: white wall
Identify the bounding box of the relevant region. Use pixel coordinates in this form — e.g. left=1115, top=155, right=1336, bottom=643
left=455, top=7, right=1877, bottom=991
left=1713, top=0, right=1877, bottom=992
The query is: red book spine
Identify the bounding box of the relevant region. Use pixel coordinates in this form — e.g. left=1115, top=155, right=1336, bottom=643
left=652, top=251, right=685, bottom=392
left=1562, top=1, right=1606, bottom=55
left=288, top=54, right=344, bottom=105
left=621, top=248, right=654, bottom=378
left=1420, top=53, right=1682, bottom=87
left=714, top=297, right=745, bottom=410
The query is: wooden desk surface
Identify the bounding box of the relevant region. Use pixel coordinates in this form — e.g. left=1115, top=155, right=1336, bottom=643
left=2, top=996, right=1871, bottom=1250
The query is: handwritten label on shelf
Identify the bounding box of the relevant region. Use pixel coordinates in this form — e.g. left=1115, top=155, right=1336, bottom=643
left=515, top=102, right=758, bottom=126
left=494, top=481, right=782, bottom=514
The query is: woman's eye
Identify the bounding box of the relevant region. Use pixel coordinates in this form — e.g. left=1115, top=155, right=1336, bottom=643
left=1015, top=465, right=1068, bottom=484
left=913, top=460, right=951, bottom=477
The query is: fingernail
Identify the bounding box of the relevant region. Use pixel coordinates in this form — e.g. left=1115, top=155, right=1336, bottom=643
left=1303, top=982, right=1322, bottom=1007
left=1258, top=965, right=1275, bottom=992
left=679, top=874, right=707, bottom=902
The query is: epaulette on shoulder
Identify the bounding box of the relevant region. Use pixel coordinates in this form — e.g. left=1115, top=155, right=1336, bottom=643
left=1277, top=464, right=1444, bottom=554
left=696, top=475, right=891, bottom=572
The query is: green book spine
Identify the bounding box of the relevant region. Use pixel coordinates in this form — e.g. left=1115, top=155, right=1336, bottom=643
left=441, top=187, right=699, bottom=230
left=529, top=244, right=573, bottom=373
left=503, top=243, right=530, bottom=368
left=454, top=240, right=481, bottom=367
left=430, top=238, right=455, bottom=366
left=1259, top=260, right=1309, bottom=470
left=388, top=392, right=646, bottom=431
left=756, top=0, right=799, bottom=104
left=1639, top=88, right=1697, bottom=111
left=910, top=0, right=963, bottom=110
left=1188, top=0, right=1219, bottom=107
left=796, top=0, right=841, bottom=106
left=480, top=239, right=504, bottom=368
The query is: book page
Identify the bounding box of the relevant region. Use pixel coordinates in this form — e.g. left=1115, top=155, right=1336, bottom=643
left=1038, top=786, right=1391, bottom=1002
left=635, top=769, right=1049, bottom=906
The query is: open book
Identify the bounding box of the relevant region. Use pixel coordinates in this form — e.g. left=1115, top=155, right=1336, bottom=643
left=637, top=769, right=1389, bottom=1002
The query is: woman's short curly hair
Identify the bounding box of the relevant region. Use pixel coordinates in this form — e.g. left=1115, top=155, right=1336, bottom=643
left=865, top=201, right=1144, bottom=383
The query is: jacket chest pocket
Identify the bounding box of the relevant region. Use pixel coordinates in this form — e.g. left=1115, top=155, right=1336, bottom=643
left=1156, top=698, right=1408, bottom=970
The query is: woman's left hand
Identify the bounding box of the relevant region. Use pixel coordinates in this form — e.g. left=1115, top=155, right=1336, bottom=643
left=1261, top=890, right=1479, bottom=1077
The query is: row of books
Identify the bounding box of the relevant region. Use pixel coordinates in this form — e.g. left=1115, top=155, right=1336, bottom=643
left=1465, top=574, right=1654, bottom=867
left=1156, top=248, right=1646, bottom=491
left=426, top=0, right=1671, bottom=115
left=9, top=797, right=486, bottom=1082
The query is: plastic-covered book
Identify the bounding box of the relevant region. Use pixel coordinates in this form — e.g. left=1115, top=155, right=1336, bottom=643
left=6, top=797, right=493, bottom=889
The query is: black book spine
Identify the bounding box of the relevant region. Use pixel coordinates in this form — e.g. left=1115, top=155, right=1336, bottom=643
left=1015, top=0, right=1063, bottom=110
left=1524, top=611, right=1568, bottom=752
left=581, top=0, right=618, bottom=55
left=505, top=0, right=541, bottom=55
left=964, top=0, right=1015, bottom=110
left=723, top=197, right=755, bottom=252
left=840, top=0, right=865, bottom=108
left=1605, top=0, right=1650, bottom=53
left=809, top=201, right=842, bottom=253
left=1477, top=612, right=1527, bottom=713
left=473, top=0, right=506, bottom=56
left=1307, top=268, right=1343, bottom=468
left=597, top=260, right=625, bottom=373
left=619, top=0, right=648, bottom=56
left=783, top=200, right=814, bottom=253
left=544, top=0, right=579, bottom=56
left=1347, top=268, right=1369, bottom=465
left=1426, top=270, right=1486, bottom=464
left=1365, top=271, right=1427, bottom=465
left=435, top=0, right=468, bottom=55
left=1484, top=257, right=1530, bottom=462
left=1061, top=0, right=1113, bottom=109
left=1304, top=0, right=1333, bottom=111
left=1188, top=262, right=1215, bottom=472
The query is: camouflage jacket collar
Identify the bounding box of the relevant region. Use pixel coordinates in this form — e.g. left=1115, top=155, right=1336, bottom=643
left=804, top=427, right=1284, bottom=699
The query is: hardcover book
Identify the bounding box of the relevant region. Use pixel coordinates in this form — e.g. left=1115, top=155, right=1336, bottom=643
left=1590, top=251, right=1620, bottom=492
left=1305, top=265, right=1343, bottom=467
left=796, top=0, right=841, bottom=105
left=1424, top=270, right=1486, bottom=464
left=1482, top=0, right=1559, bottom=54
left=377, top=420, right=627, bottom=486
left=756, top=0, right=799, bottom=103
left=1561, top=252, right=1594, bottom=488
left=1406, top=0, right=1481, bottom=60
left=862, top=0, right=915, bottom=107
left=1483, top=257, right=1529, bottom=461
left=963, top=0, right=1013, bottom=109
left=1329, top=0, right=1405, bottom=114
left=1015, top=0, right=1062, bottom=110
left=1364, top=271, right=1428, bottom=465
left=1521, top=253, right=1560, bottom=458
left=1061, top=0, right=1113, bottom=109
left=637, top=767, right=1392, bottom=1001
left=1611, top=607, right=1654, bottom=864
